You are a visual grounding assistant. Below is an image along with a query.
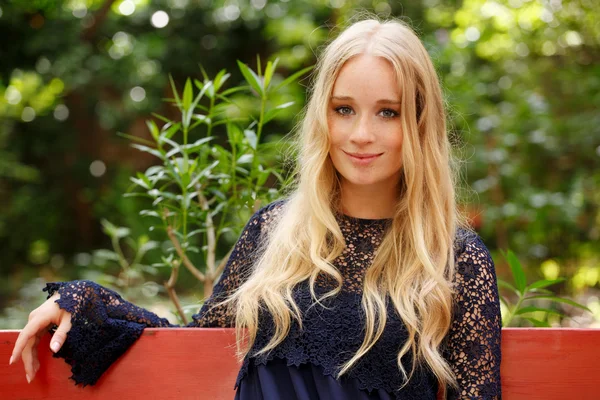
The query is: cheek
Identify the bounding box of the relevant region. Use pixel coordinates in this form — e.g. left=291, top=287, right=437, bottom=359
left=326, top=117, right=343, bottom=148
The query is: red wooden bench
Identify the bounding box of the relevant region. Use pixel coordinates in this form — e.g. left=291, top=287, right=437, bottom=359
left=1, top=328, right=599, bottom=399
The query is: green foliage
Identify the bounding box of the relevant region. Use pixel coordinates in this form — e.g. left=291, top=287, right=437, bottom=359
left=87, top=59, right=308, bottom=322
left=1, top=0, right=599, bottom=327
left=498, top=249, right=590, bottom=327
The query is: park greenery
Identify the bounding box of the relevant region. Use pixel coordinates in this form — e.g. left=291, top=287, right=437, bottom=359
left=0, top=0, right=599, bottom=328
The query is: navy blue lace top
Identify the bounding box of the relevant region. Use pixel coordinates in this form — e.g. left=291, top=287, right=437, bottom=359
left=44, top=200, right=502, bottom=399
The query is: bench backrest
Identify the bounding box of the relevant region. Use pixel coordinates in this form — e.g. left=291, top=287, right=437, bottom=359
left=1, top=328, right=599, bottom=399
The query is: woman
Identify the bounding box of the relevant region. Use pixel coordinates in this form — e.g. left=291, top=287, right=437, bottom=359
left=10, top=18, right=501, bottom=399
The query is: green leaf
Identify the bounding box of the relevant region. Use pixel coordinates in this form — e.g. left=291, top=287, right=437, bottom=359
left=160, top=122, right=181, bottom=141
left=137, top=172, right=152, bottom=188
left=100, top=219, right=117, bottom=236
left=524, top=318, right=551, bottom=327
left=116, top=131, right=155, bottom=146
left=263, top=101, right=295, bottom=124
left=237, top=154, right=253, bottom=164
left=525, top=295, right=591, bottom=311
left=236, top=166, right=249, bottom=175
left=528, top=288, right=554, bottom=295
left=263, top=58, right=279, bottom=92
left=503, top=249, right=527, bottom=294
left=198, top=160, right=220, bottom=178
left=227, top=123, right=243, bottom=145
left=191, top=80, right=211, bottom=114
left=497, top=279, right=519, bottom=295
left=193, top=114, right=211, bottom=125
left=527, top=278, right=566, bottom=291
left=199, top=64, right=209, bottom=81
left=151, top=113, right=171, bottom=123
left=166, top=144, right=184, bottom=158
left=139, top=240, right=159, bottom=254
left=131, top=144, right=163, bottom=159
left=213, top=69, right=230, bottom=92
left=515, top=306, right=563, bottom=316
left=187, top=160, right=219, bottom=190
left=114, top=227, right=131, bottom=238
left=168, top=75, right=182, bottom=109
left=145, top=120, right=160, bottom=141
left=273, top=65, right=314, bottom=91
left=130, top=176, right=150, bottom=190
left=244, top=129, right=257, bottom=149
left=220, top=85, right=250, bottom=97
left=182, top=137, right=215, bottom=153
left=101, top=219, right=130, bottom=239
left=183, top=78, right=193, bottom=110
left=237, top=60, right=263, bottom=97
left=139, top=210, right=161, bottom=218
left=256, top=169, right=270, bottom=186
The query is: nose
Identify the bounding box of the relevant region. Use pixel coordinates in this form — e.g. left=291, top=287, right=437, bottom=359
left=349, top=114, right=375, bottom=144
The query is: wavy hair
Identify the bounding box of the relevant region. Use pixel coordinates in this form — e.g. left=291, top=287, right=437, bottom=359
left=228, top=17, right=466, bottom=394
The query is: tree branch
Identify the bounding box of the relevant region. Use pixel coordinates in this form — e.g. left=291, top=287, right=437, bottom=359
left=81, top=0, right=117, bottom=42
left=212, top=247, right=233, bottom=280
left=164, top=260, right=188, bottom=325
left=197, top=188, right=216, bottom=276
left=166, top=225, right=205, bottom=281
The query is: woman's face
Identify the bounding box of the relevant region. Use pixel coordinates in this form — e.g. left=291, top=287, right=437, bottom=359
left=327, top=54, right=403, bottom=195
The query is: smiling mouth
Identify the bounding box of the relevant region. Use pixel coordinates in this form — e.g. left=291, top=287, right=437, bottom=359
left=344, top=151, right=383, bottom=159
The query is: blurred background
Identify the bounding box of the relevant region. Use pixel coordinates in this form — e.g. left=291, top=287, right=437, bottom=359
left=1, top=0, right=599, bottom=328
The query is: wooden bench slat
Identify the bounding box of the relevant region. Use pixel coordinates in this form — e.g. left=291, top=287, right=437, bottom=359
left=1, top=328, right=599, bottom=399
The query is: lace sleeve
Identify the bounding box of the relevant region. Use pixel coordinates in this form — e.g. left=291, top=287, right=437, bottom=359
left=186, top=201, right=282, bottom=328
left=444, top=234, right=502, bottom=399
left=43, top=280, right=175, bottom=386
left=41, top=201, right=282, bottom=386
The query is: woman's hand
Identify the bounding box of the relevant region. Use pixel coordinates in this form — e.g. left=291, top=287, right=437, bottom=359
left=9, top=292, right=72, bottom=383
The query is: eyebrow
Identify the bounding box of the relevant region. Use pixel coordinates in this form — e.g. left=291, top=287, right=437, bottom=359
left=330, top=95, right=401, bottom=105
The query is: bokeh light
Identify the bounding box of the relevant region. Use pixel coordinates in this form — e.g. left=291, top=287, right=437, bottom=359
left=251, top=0, right=266, bottom=10
left=53, top=104, right=69, bottom=121
left=90, top=160, right=107, bottom=177
left=130, top=86, right=146, bottom=102
left=21, top=107, right=36, bottom=122
left=119, top=0, right=136, bottom=16
left=151, top=11, right=169, bottom=28
left=35, top=57, right=51, bottom=74
left=72, top=6, right=87, bottom=19
left=5, top=86, right=22, bottom=105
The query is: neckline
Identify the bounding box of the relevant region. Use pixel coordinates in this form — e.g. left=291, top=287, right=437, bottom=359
left=336, top=212, right=393, bottom=225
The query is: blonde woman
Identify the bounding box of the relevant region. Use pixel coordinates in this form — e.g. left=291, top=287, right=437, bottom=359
left=11, top=18, right=501, bottom=399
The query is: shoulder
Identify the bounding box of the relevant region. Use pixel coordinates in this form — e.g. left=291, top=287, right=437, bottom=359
left=242, top=198, right=288, bottom=237
left=255, top=198, right=288, bottom=222
left=452, top=227, right=496, bottom=286
left=249, top=198, right=288, bottom=225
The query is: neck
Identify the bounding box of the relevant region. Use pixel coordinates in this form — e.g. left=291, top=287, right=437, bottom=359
left=339, top=182, right=397, bottom=219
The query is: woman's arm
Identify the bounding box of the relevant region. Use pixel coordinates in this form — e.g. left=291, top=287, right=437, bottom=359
left=444, top=234, right=502, bottom=399
left=10, top=201, right=282, bottom=386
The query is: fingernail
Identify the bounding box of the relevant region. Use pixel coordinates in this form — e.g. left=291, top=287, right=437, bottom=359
left=9, top=356, right=13, bottom=365
left=26, top=374, right=31, bottom=384
left=51, top=342, right=60, bottom=352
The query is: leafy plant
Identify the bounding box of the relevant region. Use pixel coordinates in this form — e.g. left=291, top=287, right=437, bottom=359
left=498, top=250, right=590, bottom=327
left=97, top=59, right=311, bottom=324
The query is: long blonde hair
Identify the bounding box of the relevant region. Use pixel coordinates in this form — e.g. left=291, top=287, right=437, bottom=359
left=229, top=17, right=465, bottom=393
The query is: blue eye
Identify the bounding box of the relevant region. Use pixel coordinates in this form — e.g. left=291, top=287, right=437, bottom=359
left=379, top=109, right=399, bottom=118
left=335, top=106, right=354, bottom=116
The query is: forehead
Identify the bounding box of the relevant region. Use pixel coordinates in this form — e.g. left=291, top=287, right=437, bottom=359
left=331, top=54, right=401, bottom=99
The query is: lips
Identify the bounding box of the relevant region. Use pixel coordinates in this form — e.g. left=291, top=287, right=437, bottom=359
left=344, top=151, right=383, bottom=159
left=342, top=151, right=383, bottom=166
